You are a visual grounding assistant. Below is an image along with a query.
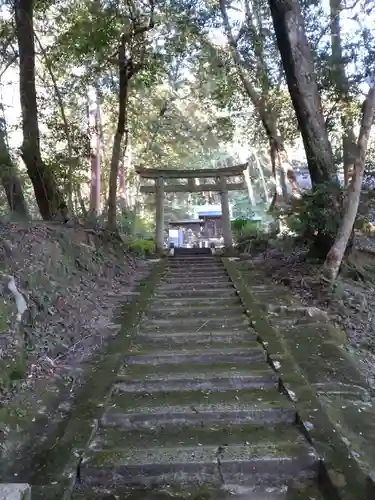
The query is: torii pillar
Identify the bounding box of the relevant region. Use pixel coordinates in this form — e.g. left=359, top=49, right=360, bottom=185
left=219, top=175, right=233, bottom=249
left=155, top=176, right=165, bottom=252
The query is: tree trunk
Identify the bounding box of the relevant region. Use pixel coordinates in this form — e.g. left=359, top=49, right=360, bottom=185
left=244, top=163, right=255, bottom=207
left=323, top=87, right=375, bottom=281
left=34, top=29, right=75, bottom=212
left=219, top=0, right=298, bottom=201
left=0, top=117, right=29, bottom=218
left=268, top=0, right=337, bottom=186
left=15, top=0, right=68, bottom=220
left=329, top=0, right=356, bottom=186
left=252, top=151, right=268, bottom=202
left=268, top=0, right=343, bottom=259
left=107, top=35, right=129, bottom=229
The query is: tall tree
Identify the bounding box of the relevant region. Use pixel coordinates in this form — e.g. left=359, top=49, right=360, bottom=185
left=324, top=86, right=375, bottom=281
left=14, top=0, right=68, bottom=220
left=107, top=0, right=155, bottom=229
left=268, top=0, right=340, bottom=257
left=268, top=0, right=337, bottom=186
left=0, top=116, right=29, bottom=218
left=329, top=0, right=356, bottom=186
left=219, top=0, right=298, bottom=206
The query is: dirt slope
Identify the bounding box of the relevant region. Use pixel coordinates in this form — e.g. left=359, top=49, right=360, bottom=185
left=0, top=221, right=152, bottom=405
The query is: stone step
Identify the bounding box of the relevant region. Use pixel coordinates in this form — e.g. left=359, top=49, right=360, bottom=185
left=133, top=330, right=257, bottom=349
left=166, top=260, right=223, bottom=266
left=149, top=296, right=241, bottom=308
left=156, top=282, right=234, bottom=291
left=145, top=305, right=244, bottom=319
left=106, top=386, right=293, bottom=413
left=169, top=257, right=217, bottom=263
left=161, top=275, right=231, bottom=284
left=167, top=262, right=225, bottom=269
left=99, top=404, right=296, bottom=433
left=125, top=347, right=265, bottom=366
left=71, top=484, right=290, bottom=499
left=174, top=248, right=211, bottom=255
left=168, top=256, right=220, bottom=262
left=164, top=270, right=228, bottom=278
left=155, top=288, right=238, bottom=298
left=121, top=359, right=272, bottom=379
left=78, top=441, right=319, bottom=489
left=70, top=481, right=325, bottom=499
left=140, top=316, right=249, bottom=332
left=112, top=371, right=278, bottom=394
left=166, top=268, right=224, bottom=275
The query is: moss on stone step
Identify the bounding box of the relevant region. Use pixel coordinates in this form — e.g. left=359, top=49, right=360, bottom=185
left=120, top=360, right=270, bottom=379
left=90, top=423, right=303, bottom=452
left=107, top=386, right=293, bottom=412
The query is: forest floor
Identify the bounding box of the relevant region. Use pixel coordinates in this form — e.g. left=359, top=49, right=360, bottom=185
left=248, top=233, right=375, bottom=388
left=0, top=221, right=152, bottom=410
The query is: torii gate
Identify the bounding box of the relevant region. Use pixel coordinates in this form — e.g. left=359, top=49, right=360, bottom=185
left=135, top=164, right=247, bottom=252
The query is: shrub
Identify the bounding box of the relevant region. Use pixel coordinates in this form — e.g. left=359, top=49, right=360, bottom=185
left=231, top=219, right=260, bottom=241
left=285, top=183, right=343, bottom=245
left=231, top=218, right=267, bottom=252
left=128, top=239, right=155, bottom=255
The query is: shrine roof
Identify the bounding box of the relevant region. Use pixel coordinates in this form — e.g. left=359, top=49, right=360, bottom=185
left=168, top=219, right=202, bottom=225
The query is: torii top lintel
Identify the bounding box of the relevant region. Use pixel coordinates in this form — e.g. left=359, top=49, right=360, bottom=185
left=135, top=163, right=247, bottom=179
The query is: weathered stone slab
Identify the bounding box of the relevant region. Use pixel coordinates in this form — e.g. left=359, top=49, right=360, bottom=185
left=161, top=276, right=231, bottom=284
left=0, top=484, right=30, bottom=500
left=140, top=316, right=249, bottom=331
left=319, top=394, right=375, bottom=474
left=125, top=347, right=265, bottom=366
left=132, top=330, right=257, bottom=349
left=79, top=442, right=318, bottom=488
left=107, top=386, right=295, bottom=413
left=153, top=296, right=240, bottom=307
left=164, top=273, right=227, bottom=280
left=145, top=305, right=244, bottom=319
left=155, top=288, right=237, bottom=298
left=98, top=406, right=296, bottom=433
left=157, top=281, right=233, bottom=290
left=122, top=359, right=272, bottom=379
left=223, top=258, right=375, bottom=499
left=113, top=372, right=278, bottom=393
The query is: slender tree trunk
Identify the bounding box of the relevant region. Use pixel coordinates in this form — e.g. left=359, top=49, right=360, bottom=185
left=219, top=0, right=298, bottom=201
left=324, top=87, right=375, bottom=280
left=244, top=162, right=255, bottom=207
left=107, top=35, right=129, bottom=229
left=75, top=185, right=87, bottom=218
left=15, top=0, right=67, bottom=220
left=88, top=89, right=102, bottom=215
left=329, top=0, right=356, bottom=186
left=34, top=29, right=75, bottom=212
left=268, top=0, right=337, bottom=185
left=252, top=151, right=268, bottom=202
left=0, top=117, right=29, bottom=218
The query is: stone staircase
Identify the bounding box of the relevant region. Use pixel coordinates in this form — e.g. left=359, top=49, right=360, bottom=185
left=73, top=253, right=323, bottom=499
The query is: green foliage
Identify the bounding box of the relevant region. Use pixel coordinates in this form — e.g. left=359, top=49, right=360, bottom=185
left=231, top=218, right=264, bottom=252
left=117, top=210, right=154, bottom=238
left=8, top=357, right=26, bottom=381
left=128, top=239, right=155, bottom=255
left=232, top=219, right=260, bottom=238
left=286, top=184, right=343, bottom=243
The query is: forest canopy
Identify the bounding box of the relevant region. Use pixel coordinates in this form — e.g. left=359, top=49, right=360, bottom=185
left=0, top=0, right=374, bottom=279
